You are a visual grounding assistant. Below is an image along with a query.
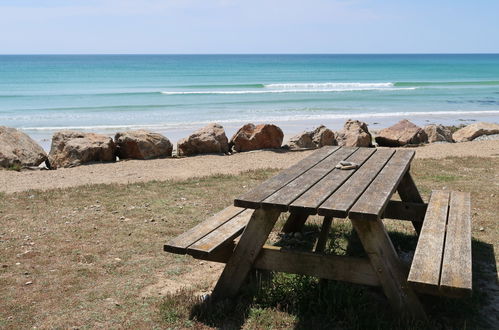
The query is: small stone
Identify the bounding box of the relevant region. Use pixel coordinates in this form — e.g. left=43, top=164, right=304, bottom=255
left=114, top=258, right=122, bottom=262
left=479, top=227, right=485, bottom=231
left=25, top=281, right=33, bottom=285
left=15, top=262, right=21, bottom=266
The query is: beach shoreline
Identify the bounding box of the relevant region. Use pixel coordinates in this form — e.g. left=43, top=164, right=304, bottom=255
left=1, top=139, right=498, bottom=194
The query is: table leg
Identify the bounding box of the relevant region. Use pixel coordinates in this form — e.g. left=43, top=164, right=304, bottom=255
left=397, top=171, right=424, bottom=235
left=314, top=216, right=333, bottom=253
left=350, top=217, right=426, bottom=319
left=282, top=211, right=309, bottom=233
left=211, top=207, right=281, bottom=300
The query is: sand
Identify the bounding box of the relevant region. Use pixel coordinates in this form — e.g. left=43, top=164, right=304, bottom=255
left=1, top=139, right=498, bottom=194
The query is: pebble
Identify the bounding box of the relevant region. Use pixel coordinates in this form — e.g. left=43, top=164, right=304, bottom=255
left=479, top=227, right=485, bottom=231
left=25, top=281, right=33, bottom=285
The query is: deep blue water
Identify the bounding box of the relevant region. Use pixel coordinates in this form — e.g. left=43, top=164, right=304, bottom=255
left=1, top=54, right=499, bottom=147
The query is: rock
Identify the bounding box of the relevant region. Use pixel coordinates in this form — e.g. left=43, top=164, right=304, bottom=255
left=312, top=125, right=336, bottom=147
left=115, top=130, right=172, bottom=160
left=177, top=123, right=229, bottom=156
left=0, top=126, right=47, bottom=168
left=375, top=120, right=428, bottom=147
left=336, top=120, right=373, bottom=147
left=48, top=131, right=116, bottom=169
left=423, top=124, right=454, bottom=143
left=230, top=123, right=284, bottom=152
left=452, top=122, right=499, bottom=142
left=288, top=125, right=336, bottom=150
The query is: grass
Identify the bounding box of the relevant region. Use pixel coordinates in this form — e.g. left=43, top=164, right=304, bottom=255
left=0, top=156, right=498, bottom=329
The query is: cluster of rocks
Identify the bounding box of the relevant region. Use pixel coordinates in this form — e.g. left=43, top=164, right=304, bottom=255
left=1, top=120, right=498, bottom=170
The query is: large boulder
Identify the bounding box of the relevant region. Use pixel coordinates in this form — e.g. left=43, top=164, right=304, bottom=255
left=177, top=123, right=229, bottom=156
left=423, top=124, right=454, bottom=143
left=48, top=131, right=116, bottom=168
left=336, top=120, right=372, bottom=147
left=375, top=120, right=428, bottom=147
left=230, top=123, right=284, bottom=152
left=452, top=122, right=499, bottom=142
left=288, top=125, right=336, bottom=150
left=115, top=130, right=173, bottom=160
left=0, top=126, right=47, bottom=168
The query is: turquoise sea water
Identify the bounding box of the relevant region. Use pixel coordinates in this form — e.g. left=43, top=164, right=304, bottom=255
left=1, top=54, right=499, bottom=148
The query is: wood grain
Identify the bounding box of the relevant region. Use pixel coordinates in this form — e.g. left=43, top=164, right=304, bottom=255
left=261, top=147, right=357, bottom=210
left=318, top=149, right=395, bottom=218
left=407, top=191, right=450, bottom=294
left=397, top=171, right=425, bottom=234
left=440, top=191, right=472, bottom=298
left=234, top=146, right=339, bottom=209
left=290, top=148, right=375, bottom=214
left=164, top=205, right=245, bottom=254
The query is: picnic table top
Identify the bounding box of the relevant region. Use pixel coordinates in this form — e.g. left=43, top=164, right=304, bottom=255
left=234, top=146, right=415, bottom=221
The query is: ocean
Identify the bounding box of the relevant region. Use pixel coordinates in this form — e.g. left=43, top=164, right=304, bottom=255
left=1, top=54, right=499, bottom=150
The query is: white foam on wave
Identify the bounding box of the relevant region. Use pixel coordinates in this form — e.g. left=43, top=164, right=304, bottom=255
left=265, top=82, right=394, bottom=89
left=20, top=110, right=499, bottom=132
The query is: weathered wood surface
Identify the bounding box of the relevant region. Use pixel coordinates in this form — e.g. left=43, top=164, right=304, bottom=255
left=318, top=149, right=395, bottom=218
left=440, top=191, right=472, bottom=297
left=382, top=200, right=427, bottom=222
left=397, top=172, right=425, bottom=234
left=211, top=208, right=281, bottom=300
left=290, top=148, right=375, bottom=214
left=234, top=146, right=339, bottom=209
left=407, top=191, right=450, bottom=294
left=261, top=147, right=357, bottom=210
left=164, top=205, right=245, bottom=254
left=349, top=150, right=415, bottom=221
left=187, top=209, right=253, bottom=258
left=351, top=217, right=426, bottom=319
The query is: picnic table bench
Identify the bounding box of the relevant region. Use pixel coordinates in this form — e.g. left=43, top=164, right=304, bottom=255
left=164, top=146, right=472, bottom=319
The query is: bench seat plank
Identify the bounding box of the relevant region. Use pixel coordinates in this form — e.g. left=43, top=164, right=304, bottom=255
left=234, top=146, right=339, bottom=209
left=440, top=191, right=472, bottom=297
left=407, top=191, right=450, bottom=294
left=187, top=209, right=254, bottom=258
left=289, top=148, right=375, bottom=214
left=164, top=205, right=246, bottom=254
left=348, top=150, right=415, bottom=221
left=317, top=149, right=395, bottom=218
left=261, top=147, right=358, bottom=210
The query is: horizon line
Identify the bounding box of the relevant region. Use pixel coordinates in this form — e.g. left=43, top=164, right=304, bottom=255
left=1, top=52, right=499, bottom=56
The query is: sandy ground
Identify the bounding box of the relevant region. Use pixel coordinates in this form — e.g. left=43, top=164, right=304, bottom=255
left=1, top=139, right=498, bottom=194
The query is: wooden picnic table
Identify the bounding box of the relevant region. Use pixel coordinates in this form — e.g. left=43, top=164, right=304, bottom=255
left=165, top=145, right=472, bottom=320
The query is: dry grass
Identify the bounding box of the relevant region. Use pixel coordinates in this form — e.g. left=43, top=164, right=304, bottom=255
left=0, top=157, right=497, bottom=329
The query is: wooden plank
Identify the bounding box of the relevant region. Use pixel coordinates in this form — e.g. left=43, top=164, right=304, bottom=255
left=349, top=150, right=415, bottom=221
left=211, top=207, right=281, bottom=300
left=196, top=244, right=381, bottom=287
left=314, top=216, right=333, bottom=253
left=407, top=191, right=450, bottom=294
left=234, top=146, right=339, bottom=209
left=440, top=191, right=472, bottom=298
left=382, top=200, right=427, bottom=222
left=281, top=211, right=309, bottom=233
left=164, top=205, right=245, bottom=254
left=187, top=209, right=254, bottom=258
left=260, top=147, right=358, bottom=210
left=351, top=217, right=426, bottom=319
left=397, top=172, right=425, bottom=234
left=318, top=149, right=395, bottom=218
left=290, top=148, right=376, bottom=214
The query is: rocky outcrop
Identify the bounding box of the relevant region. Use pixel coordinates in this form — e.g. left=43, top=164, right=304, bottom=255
left=177, top=123, right=229, bottom=156
left=452, top=122, right=499, bottom=142
left=423, top=124, right=454, bottom=143
left=48, top=131, right=116, bottom=168
left=230, top=123, right=284, bottom=152
left=288, top=125, right=336, bottom=150
left=115, top=130, right=173, bottom=160
left=375, top=120, right=428, bottom=147
left=0, top=126, right=47, bottom=168
left=335, top=120, right=372, bottom=147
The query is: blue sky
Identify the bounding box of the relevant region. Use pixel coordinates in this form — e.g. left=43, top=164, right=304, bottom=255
left=1, top=0, right=498, bottom=54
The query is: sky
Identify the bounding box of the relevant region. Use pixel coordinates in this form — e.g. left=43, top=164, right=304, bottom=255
left=0, top=0, right=498, bottom=54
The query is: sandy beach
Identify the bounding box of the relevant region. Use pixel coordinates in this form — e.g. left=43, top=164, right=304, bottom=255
left=1, top=139, right=498, bottom=194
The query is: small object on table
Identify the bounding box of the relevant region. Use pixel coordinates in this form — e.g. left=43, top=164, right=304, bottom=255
left=335, top=160, right=359, bottom=170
